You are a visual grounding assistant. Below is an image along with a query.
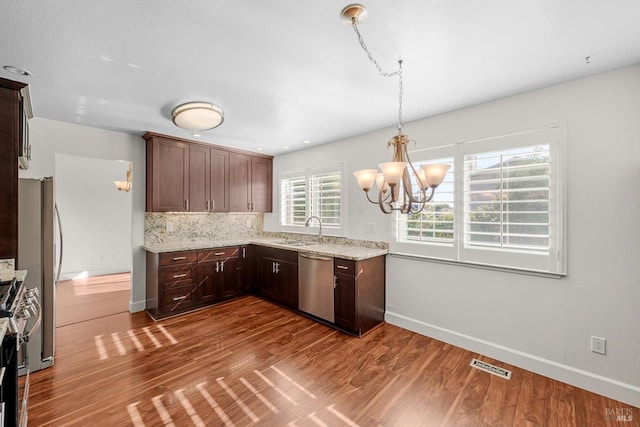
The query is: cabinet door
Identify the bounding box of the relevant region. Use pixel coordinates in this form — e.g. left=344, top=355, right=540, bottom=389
left=251, top=156, right=272, bottom=213
left=196, top=261, right=218, bottom=304
left=259, top=257, right=279, bottom=300
left=189, top=144, right=210, bottom=212
left=149, top=138, right=190, bottom=212
left=278, top=260, right=298, bottom=309
left=229, top=153, right=251, bottom=212
left=334, top=273, right=356, bottom=332
left=220, top=257, right=241, bottom=298
left=210, top=149, right=229, bottom=212
left=241, top=245, right=258, bottom=293
left=0, top=84, right=21, bottom=259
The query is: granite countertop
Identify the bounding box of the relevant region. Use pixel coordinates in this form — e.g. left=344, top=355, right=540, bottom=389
left=143, top=238, right=388, bottom=261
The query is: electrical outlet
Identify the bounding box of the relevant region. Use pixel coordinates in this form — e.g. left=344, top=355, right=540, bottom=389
left=166, top=221, right=174, bottom=233
left=591, top=336, right=606, bottom=355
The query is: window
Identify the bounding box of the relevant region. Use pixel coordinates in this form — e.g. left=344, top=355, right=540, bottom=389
left=280, top=165, right=345, bottom=235
left=393, top=126, right=565, bottom=275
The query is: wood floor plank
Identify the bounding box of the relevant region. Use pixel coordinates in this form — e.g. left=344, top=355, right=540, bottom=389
left=27, top=275, right=639, bottom=427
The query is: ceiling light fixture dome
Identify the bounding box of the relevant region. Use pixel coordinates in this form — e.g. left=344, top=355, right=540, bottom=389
left=172, top=102, right=224, bottom=131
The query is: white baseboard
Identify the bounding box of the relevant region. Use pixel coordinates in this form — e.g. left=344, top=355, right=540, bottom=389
left=385, top=311, right=640, bottom=408
left=129, top=299, right=146, bottom=313
left=58, top=268, right=130, bottom=281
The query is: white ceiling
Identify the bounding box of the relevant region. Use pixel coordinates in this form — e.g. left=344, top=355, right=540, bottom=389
left=2, top=1, right=640, bottom=155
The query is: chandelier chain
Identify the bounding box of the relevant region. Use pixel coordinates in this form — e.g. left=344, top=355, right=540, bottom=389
left=351, top=19, right=404, bottom=131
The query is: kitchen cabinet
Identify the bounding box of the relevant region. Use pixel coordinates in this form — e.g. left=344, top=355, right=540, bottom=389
left=146, top=250, right=198, bottom=319
left=189, top=145, right=229, bottom=212
left=145, top=135, right=190, bottom=212
left=145, top=132, right=271, bottom=213
left=240, top=245, right=258, bottom=293
left=197, top=247, right=241, bottom=303
left=229, top=153, right=273, bottom=213
left=258, top=247, right=298, bottom=308
left=334, top=256, right=385, bottom=336
left=0, top=78, right=29, bottom=260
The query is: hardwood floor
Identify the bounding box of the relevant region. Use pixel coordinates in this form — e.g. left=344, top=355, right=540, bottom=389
left=29, top=294, right=638, bottom=426
left=55, top=273, right=130, bottom=327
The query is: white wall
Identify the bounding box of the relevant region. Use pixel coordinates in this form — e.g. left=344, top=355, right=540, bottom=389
left=54, top=153, right=132, bottom=279
left=19, top=118, right=146, bottom=312
left=265, top=64, right=640, bottom=406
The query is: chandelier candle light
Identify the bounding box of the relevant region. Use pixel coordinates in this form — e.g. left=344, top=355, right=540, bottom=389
left=343, top=4, right=450, bottom=214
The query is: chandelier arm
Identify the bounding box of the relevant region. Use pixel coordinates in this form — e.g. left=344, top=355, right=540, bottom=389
left=378, top=186, right=393, bottom=214
left=365, top=189, right=382, bottom=205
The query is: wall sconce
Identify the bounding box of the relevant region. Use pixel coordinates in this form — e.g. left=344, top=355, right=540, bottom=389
left=114, top=163, right=132, bottom=192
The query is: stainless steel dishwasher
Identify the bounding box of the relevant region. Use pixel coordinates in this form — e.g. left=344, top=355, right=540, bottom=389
left=298, top=253, right=334, bottom=322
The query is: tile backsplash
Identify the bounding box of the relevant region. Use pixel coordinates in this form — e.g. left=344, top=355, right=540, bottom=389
left=145, top=212, right=263, bottom=245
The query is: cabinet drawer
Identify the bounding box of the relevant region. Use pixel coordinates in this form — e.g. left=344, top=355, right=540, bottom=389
left=260, top=247, right=298, bottom=264
left=334, top=258, right=356, bottom=276
left=198, top=247, right=240, bottom=262
left=159, top=264, right=197, bottom=289
left=160, top=287, right=196, bottom=312
left=159, top=251, right=198, bottom=266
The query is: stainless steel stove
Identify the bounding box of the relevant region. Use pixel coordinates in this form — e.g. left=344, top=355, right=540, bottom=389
left=0, top=277, right=41, bottom=427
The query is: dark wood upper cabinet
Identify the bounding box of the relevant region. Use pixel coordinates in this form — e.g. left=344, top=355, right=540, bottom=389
left=229, top=152, right=273, bottom=213
left=210, top=149, right=229, bottom=212
left=146, top=135, right=190, bottom=212
left=144, top=132, right=271, bottom=213
left=0, top=78, right=29, bottom=260
left=229, top=153, right=251, bottom=212
left=251, top=156, right=273, bottom=213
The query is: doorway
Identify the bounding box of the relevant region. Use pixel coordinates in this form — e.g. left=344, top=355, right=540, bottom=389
left=54, top=154, right=133, bottom=323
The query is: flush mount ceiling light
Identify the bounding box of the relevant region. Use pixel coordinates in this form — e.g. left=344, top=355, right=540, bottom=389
left=343, top=4, right=450, bottom=215
left=171, top=102, right=224, bottom=131
left=3, top=65, right=32, bottom=76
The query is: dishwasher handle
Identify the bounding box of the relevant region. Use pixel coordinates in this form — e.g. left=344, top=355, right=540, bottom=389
left=299, top=253, right=333, bottom=261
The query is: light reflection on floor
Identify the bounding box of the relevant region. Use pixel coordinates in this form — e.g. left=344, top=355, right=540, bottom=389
left=94, top=323, right=178, bottom=360
left=125, top=365, right=361, bottom=426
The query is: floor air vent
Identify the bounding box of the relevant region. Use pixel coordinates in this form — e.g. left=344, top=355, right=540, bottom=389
left=470, top=358, right=512, bottom=380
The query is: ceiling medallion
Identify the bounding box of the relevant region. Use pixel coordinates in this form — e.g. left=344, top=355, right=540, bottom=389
left=343, top=4, right=451, bottom=214
left=172, top=102, right=224, bottom=131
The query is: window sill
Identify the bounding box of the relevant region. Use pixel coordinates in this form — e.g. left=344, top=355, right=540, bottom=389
left=389, top=252, right=566, bottom=279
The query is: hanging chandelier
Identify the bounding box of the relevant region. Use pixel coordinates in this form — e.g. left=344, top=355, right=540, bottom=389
left=343, top=4, right=451, bottom=215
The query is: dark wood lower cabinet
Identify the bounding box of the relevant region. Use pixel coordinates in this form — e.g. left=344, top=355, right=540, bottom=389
left=334, top=256, right=386, bottom=336
left=258, top=247, right=298, bottom=309
left=146, top=245, right=385, bottom=332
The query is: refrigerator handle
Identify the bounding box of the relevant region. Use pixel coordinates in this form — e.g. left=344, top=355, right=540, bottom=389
left=55, top=203, right=63, bottom=285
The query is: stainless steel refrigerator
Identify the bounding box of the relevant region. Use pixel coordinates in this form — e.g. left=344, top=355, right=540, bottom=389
left=17, top=177, right=61, bottom=373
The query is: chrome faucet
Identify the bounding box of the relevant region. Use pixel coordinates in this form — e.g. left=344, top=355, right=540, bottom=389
left=305, top=215, right=323, bottom=241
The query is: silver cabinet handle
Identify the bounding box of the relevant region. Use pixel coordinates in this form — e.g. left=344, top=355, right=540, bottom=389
left=206, top=200, right=210, bottom=211
left=272, top=261, right=275, bottom=273
left=215, top=261, right=220, bottom=273
left=173, top=296, right=187, bottom=301
left=247, top=202, right=250, bottom=211
left=185, top=199, right=190, bottom=211
left=221, top=260, right=225, bottom=272
left=242, top=247, right=246, bottom=258
left=336, top=265, right=349, bottom=270
left=214, top=252, right=225, bottom=256
left=173, top=273, right=187, bottom=279
left=172, top=256, right=186, bottom=261
left=275, top=262, right=280, bottom=274
left=300, top=253, right=332, bottom=261
left=212, top=200, right=215, bottom=211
